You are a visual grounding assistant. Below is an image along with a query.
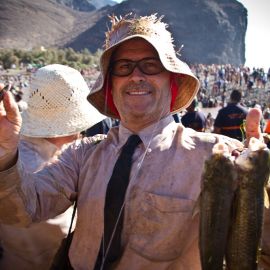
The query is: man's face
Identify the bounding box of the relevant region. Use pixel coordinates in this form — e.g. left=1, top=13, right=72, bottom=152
left=110, top=38, right=171, bottom=129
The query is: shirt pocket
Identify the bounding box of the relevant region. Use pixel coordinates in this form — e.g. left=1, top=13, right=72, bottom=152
left=128, top=192, right=196, bottom=261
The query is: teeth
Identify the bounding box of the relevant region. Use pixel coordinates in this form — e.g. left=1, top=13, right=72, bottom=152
left=128, top=91, right=148, bottom=95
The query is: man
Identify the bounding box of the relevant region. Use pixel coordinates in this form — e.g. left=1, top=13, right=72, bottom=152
left=214, top=89, right=248, bottom=141
left=181, top=98, right=206, bottom=132
left=0, top=64, right=106, bottom=269
left=0, top=14, right=262, bottom=270
left=85, top=117, right=119, bottom=136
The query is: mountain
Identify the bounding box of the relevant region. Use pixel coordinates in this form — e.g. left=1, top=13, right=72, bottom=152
left=0, top=0, right=247, bottom=66
left=89, top=0, right=117, bottom=9
left=54, top=0, right=117, bottom=11
left=67, top=0, right=247, bottom=66
left=0, top=0, right=104, bottom=50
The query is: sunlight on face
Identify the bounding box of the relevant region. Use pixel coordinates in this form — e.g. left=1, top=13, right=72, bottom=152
left=111, top=38, right=171, bottom=130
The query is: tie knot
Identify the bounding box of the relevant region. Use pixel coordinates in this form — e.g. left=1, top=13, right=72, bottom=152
left=123, top=134, right=142, bottom=153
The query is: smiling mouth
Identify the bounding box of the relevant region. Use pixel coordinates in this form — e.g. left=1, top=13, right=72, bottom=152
left=126, top=90, right=151, bottom=95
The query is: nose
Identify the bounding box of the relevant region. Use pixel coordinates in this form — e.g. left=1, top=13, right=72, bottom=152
left=130, top=65, right=145, bottom=81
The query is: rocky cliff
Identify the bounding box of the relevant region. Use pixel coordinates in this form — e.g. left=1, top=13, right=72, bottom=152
left=0, top=0, right=247, bottom=65
left=68, top=0, right=247, bottom=66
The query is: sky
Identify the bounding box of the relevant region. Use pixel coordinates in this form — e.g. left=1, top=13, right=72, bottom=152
left=237, top=0, right=270, bottom=70
left=113, top=0, right=270, bottom=71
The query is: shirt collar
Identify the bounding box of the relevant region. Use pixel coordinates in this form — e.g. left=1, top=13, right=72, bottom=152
left=117, top=115, right=176, bottom=150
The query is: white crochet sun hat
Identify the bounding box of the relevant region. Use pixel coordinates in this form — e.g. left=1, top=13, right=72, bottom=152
left=21, top=64, right=106, bottom=138
left=88, top=14, right=200, bottom=119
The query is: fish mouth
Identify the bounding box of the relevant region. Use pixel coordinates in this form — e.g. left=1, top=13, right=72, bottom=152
left=235, top=137, right=267, bottom=169
left=235, top=149, right=253, bottom=169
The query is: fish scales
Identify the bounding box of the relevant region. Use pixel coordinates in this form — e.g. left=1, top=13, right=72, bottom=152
left=226, top=148, right=270, bottom=270
left=200, top=153, right=237, bottom=270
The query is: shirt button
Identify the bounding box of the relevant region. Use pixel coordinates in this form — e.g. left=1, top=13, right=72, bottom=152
left=147, top=148, right=152, bottom=153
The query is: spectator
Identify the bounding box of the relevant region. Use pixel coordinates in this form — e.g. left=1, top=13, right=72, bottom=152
left=214, top=89, right=248, bottom=141
left=84, top=117, right=119, bottom=136
left=181, top=98, right=206, bottom=132
left=205, top=112, right=215, bottom=132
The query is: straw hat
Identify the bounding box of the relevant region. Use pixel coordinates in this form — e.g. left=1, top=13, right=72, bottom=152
left=21, top=64, right=106, bottom=138
left=88, top=14, right=200, bottom=119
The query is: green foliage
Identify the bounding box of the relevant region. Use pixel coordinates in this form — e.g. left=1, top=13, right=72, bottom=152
left=0, top=47, right=102, bottom=70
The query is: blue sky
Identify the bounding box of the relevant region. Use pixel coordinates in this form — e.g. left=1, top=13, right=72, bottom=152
left=113, top=0, right=270, bottom=70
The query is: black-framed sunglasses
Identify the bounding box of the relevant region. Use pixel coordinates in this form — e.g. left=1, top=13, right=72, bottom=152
left=110, top=57, right=165, bottom=77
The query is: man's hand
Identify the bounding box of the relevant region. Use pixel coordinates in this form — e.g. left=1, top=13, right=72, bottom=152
left=245, top=108, right=262, bottom=146
left=0, top=83, right=22, bottom=170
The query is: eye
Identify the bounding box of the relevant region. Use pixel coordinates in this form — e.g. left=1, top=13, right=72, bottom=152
left=114, top=60, right=132, bottom=70
left=142, top=59, right=163, bottom=72
left=144, top=59, right=158, bottom=67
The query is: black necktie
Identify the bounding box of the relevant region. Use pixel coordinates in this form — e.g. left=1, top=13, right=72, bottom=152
left=94, top=134, right=142, bottom=269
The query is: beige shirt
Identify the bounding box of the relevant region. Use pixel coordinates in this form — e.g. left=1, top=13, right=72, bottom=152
left=0, top=116, right=240, bottom=270
left=0, top=137, right=75, bottom=270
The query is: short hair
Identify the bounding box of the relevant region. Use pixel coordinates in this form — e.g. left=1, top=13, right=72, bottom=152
left=230, top=89, right=241, bottom=102
left=190, top=98, right=198, bottom=108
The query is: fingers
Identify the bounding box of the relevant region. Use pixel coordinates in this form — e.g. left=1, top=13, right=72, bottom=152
left=0, top=84, right=6, bottom=116
left=245, top=108, right=262, bottom=145
left=0, top=83, right=6, bottom=104
left=3, top=91, right=21, bottom=126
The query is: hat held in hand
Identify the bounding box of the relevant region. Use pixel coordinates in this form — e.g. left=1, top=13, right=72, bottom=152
left=21, top=64, right=106, bottom=138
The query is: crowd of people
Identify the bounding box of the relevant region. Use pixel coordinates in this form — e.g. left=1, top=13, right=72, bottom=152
left=2, top=60, right=270, bottom=137
left=0, top=13, right=269, bottom=270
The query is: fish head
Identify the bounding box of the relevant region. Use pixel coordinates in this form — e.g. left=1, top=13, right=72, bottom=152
left=236, top=137, right=270, bottom=173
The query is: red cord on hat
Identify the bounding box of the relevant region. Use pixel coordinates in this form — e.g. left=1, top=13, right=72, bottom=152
left=104, top=75, right=120, bottom=118
left=170, top=73, right=178, bottom=111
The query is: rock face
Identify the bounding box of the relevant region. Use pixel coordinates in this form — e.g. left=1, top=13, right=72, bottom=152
left=55, top=0, right=96, bottom=11
left=0, top=0, right=247, bottom=66
left=54, top=0, right=116, bottom=11
left=0, top=0, right=104, bottom=50
left=68, top=0, right=247, bottom=66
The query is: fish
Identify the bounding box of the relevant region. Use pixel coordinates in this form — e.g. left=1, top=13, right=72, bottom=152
left=199, top=142, right=237, bottom=270
left=225, top=138, right=270, bottom=270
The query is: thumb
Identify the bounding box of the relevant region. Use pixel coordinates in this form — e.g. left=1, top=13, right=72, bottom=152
left=3, top=91, right=22, bottom=128
left=245, top=108, right=262, bottom=145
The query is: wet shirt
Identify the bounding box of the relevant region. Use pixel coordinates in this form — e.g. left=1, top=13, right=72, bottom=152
left=0, top=137, right=75, bottom=270
left=0, top=116, right=241, bottom=270
left=214, top=103, right=248, bottom=141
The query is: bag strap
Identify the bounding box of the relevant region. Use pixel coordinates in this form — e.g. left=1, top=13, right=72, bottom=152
left=68, top=200, right=77, bottom=235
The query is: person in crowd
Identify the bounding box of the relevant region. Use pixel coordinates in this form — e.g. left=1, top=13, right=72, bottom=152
left=181, top=98, right=206, bottom=132
left=213, top=89, right=248, bottom=141
left=84, top=117, right=119, bottom=136
left=0, top=64, right=105, bottom=270
left=0, top=14, right=262, bottom=270
left=205, top=112, right=215, bottom=132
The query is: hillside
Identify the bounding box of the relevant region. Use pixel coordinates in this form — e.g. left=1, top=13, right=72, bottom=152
left=68, top=0, right=247, bottom=65
left=0, top=0, right=247, bottom=65
left=0, top=0, right=103, bottom=50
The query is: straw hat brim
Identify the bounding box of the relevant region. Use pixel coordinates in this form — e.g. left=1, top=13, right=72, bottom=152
left=21, top=104, right=106, bottom=138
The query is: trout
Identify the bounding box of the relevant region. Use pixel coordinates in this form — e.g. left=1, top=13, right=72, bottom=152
left=199, top=143, right=237, bottom=270
left=225, top=138, right=270, bottom=270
